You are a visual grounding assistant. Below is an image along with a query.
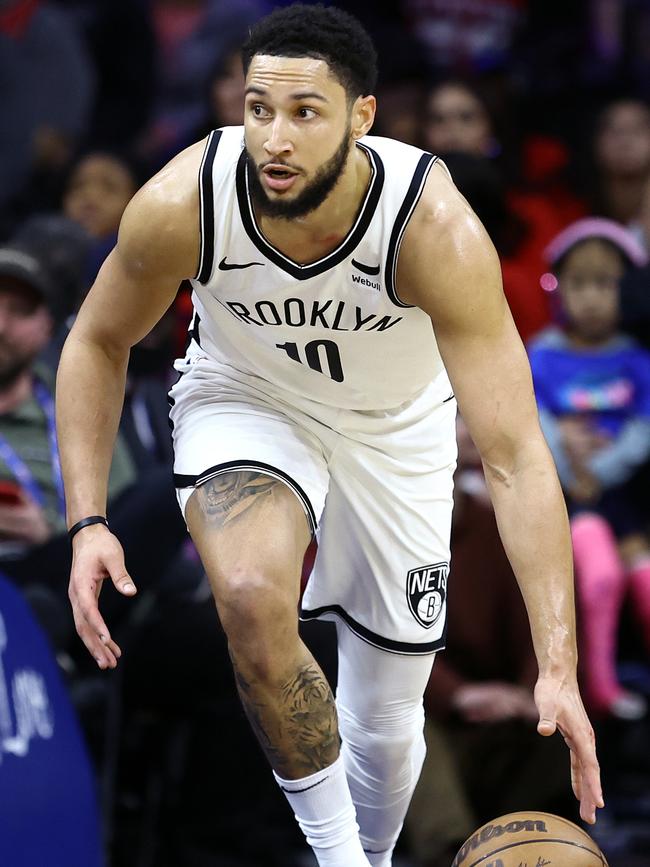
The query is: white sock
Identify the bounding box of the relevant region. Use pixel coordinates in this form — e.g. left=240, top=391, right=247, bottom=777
left=274, top=755, right=371, bottom=866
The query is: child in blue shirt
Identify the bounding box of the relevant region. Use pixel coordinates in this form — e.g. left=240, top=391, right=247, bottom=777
left=529, top=218, right=650, bottom=719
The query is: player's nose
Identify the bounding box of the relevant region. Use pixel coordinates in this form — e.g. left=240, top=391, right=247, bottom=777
left=263, top=117, right=293, bottom=157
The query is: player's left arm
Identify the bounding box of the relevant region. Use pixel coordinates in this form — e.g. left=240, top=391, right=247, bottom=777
left=397, top=163, right=603, bottom=823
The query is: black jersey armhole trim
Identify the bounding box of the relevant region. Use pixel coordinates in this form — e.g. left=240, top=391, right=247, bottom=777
left=166, top=310, right=202, bottom=432
left=385, top=153, right=438, bottom=309
left=235, top=143, right=385, bottom=280
left=300, top=604, right=445, bottom=655
left=195, top=130, right=223, bottom=284
left=174, top=459, right=317, bottom=536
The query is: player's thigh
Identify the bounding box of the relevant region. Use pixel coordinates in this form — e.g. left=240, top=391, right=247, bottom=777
left=303, top=397, right=457, bottom=653
left=186, top=470, right=312, bottom=619
left=171, top=367, right=329, bottom=619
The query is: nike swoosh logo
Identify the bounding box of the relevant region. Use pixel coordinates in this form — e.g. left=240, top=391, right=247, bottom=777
left=218, top=257, right=265, bottom=270
left=351, top=259, right=380, bottom=276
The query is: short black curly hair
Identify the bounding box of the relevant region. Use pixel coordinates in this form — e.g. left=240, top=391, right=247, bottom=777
left=242, top=4, right=378, bottom=100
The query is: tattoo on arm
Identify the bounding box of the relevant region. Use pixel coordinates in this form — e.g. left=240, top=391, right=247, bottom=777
left=197, top=471, right=280, bottom=528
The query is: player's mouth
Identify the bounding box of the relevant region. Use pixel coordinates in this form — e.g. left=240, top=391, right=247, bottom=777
left=262, top=164, right=300, bottom=192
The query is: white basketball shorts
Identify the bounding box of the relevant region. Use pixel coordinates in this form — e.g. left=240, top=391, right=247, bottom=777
left=168, top=344, right=457, bottom=655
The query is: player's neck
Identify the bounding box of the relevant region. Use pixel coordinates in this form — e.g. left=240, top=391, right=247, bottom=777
left=258, top=146, right=372, bottom=261
left=0, top=370, right=33, bottom=414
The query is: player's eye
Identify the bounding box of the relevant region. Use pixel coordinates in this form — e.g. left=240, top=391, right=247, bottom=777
left=252, top=104, right=271, bottom=118
left=297, top=107, right=317, bottom=120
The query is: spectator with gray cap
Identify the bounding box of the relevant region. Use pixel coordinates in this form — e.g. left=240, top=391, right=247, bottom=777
left=0, top=241, right=135, bottom=556
left=0, top=243, right=204, bottom=664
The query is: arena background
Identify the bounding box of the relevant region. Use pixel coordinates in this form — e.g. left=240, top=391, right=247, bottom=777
left=0, top=1, right=649, bottom=865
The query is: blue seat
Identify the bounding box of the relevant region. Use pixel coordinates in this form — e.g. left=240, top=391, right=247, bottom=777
left=0, top=575, right=103, bottom=867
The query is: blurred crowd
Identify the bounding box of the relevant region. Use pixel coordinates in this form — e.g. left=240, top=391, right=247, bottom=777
left=1, top=1, right=650, bottom=865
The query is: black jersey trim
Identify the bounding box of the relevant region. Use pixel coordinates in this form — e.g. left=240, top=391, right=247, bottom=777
left=235, top=142, right=385, bottom=281
left=166, top=310, right=202, bottom=431
left=299, top=604, right=445, bottom=655
left=195, top=130, right=222, bottom=284
left=190, top=309, right=202, bottom=348
left=173, top=459, right=317, bottom=536
left=385, top=153, right=438, bottom=309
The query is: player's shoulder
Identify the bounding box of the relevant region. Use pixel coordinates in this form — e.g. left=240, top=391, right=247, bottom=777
left=116, top=137, right=212, bottom=279
left=127, top=126, right=242, bottom=228
left=413, top=156, right=474, bottom=235
left=361, top=133, right=470, bottom=230
left=360, top=132, right=426, bottom=162
left=128, top=137, right=208, bottom=223
left=400, top=151, right=495, bottom=276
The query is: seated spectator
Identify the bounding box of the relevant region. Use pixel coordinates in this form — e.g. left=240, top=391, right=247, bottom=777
left=12, top=214, right=90, bottom=326
left=404, top=418, right=571, bottom=867
left=0, top=241, right=194, bottom=659
left=192, top=42, right=246, bottom=142
left=60, top=149, right=197, bottom=358
left=373, top=77, right=427, bottom=147
left=425, top=78, right=593, bottom=343
left=423, top=79, right=500, bottom=160
left=62, top=150, right=141, bottom=286
left=0, top=242, right=134, bottom=559
left=589, top=98, right=650, bottom=227
left=529, top=218, right=650, bottom=719
left=142, top=0, right=261, bottom=169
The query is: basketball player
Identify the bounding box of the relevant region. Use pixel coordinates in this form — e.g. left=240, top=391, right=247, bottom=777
left=55, top=6, right=603, bottom=866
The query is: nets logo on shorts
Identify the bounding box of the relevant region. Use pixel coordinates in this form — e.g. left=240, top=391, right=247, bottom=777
left=406, top=562, right=448, bottom=629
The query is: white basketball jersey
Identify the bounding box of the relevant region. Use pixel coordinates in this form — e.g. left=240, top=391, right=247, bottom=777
left=189, top=126, right=452, bottom=411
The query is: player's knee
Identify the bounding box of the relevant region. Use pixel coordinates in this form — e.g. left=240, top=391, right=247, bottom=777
left=217, top=566, right=296, bottom=640
left=345, top=724, right=424, bottom=784
left=338, top=702, right=424, bottom=768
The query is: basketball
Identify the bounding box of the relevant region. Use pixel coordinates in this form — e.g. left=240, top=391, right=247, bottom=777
left=451, top=811, right=608, bottom=866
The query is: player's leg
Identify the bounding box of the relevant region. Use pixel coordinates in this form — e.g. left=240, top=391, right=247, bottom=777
left=301, top=389, right=458, bottom=866
left=186, top=471, right=333, bottom=775
left=336, top=626, right=435, bottom=866
left=186, top=472, right=371, bottom=866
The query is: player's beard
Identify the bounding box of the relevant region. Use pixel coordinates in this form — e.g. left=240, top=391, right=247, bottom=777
left=246, top=123, right=352, bottom=219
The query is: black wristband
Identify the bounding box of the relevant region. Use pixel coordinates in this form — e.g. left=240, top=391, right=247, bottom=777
left=68, top=515, right=109, bottom=542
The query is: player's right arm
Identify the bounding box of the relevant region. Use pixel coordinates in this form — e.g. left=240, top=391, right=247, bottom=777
left=56, top=141, right=205, bottom=669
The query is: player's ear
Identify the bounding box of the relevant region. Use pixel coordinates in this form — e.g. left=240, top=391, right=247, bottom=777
left=351, top=95, right=376, bottom=139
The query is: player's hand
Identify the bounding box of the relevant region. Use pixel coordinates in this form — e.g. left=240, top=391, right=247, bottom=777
left=68, top=523, right=137, bottom=669
left=453, top=682, right=538, bottom=723
left=534, top=673, right=604, bottom=824
left=0, top=494, right=52, bottom=545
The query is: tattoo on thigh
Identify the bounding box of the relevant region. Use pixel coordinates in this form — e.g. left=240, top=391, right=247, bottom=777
left=197, top=471, right=280, bottom=527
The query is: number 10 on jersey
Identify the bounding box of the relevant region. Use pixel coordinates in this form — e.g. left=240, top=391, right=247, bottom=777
left=276, top=339, right=344, bottom=382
